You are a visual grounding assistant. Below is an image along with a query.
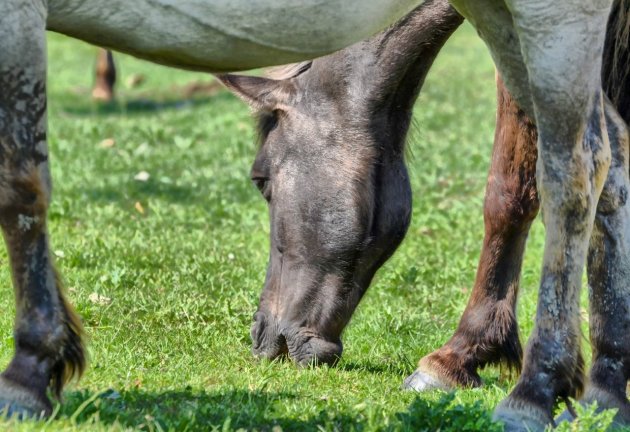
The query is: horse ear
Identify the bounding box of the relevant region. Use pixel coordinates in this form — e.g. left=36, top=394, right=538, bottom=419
left=217, top=74, right=294, bottom=111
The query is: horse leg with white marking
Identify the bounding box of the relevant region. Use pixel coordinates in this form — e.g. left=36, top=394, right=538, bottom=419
left=406, top=76, right=538, bottom=391
left=0, top=1, right=85, bottom=417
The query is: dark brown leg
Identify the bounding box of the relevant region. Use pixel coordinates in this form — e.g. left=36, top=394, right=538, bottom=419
left=0, top=3, right=85, bottom=417
left=404, top=75, right=539, bottom=391
left=92, top=49, right=116, bottom=102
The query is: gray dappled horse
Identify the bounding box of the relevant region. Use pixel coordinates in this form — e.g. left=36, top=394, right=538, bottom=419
left=0, top=0, right=419, bottom=417
left=447, top=1, right=629, bottom=430
left=221, top=0, right=630, bottom=430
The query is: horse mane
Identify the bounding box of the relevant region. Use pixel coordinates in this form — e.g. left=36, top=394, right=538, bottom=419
left=264, top=61, right=312, bottom=80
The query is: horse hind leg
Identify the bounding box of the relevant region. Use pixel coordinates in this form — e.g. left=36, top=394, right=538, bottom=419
left=0, top=1, right=85, bottom=417
left=575, top=95, right=630, bottom=426
left=579, top=3, right=630, bottom=421
left=405, top=76, right=538, bottom=391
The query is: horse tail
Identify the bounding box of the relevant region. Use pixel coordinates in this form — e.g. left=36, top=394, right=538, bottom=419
left=603, top=0, right=630, bottom=122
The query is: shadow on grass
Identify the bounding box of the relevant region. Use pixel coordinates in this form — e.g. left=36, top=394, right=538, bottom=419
left=72, top=179, right=259, bottom=213
left=60, top=388, right=354, bottom=431
left=79, top=181, right=199, bottom=206
left=338, top=360, right=404, bottom=375
left=59, top=97, right=212, bottom=117
left=58, top=84, right=233, bottom=117
left=56, top=388, right=501, bottom=431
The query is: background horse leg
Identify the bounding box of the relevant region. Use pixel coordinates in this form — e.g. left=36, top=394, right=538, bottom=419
left=0, top=1, right=84, bottom=417
left=92, top=49, right=116, bottom=101
left=405, top=76, right=538, bottom=391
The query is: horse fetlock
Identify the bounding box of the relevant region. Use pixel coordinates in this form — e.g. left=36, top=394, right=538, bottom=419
left=409, top=302, right=522, bottom=390
left=0, top=351, right=56, bottom=418
left=589, top=353, right=629, bottom=396
left=581, top=382, right=630, bottom=425
left=527, top=336, right=584, bottom=398
left=16, top=317, right=67, bottom=361
left=508, top=351, right=584, bottom=422
left=0, top=375, right=51, bottom=420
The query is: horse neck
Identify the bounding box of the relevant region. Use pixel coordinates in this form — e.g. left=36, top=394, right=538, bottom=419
left=301, top=0, right=462, bottom=155
left=356, top=0, right=463, bottom=150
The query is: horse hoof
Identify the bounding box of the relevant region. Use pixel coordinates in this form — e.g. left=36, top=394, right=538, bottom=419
left=0, top=377, right=50, bottom=420
left=91, top=87, right=114, bottom=102
left=554, top=408, right=575, bottom=426
left=493, top=398, right=550, bottom=432
left=402, top=368, right=452, bottom=392
left=0, top=399, right=47, bottom=420
left=578, top=384, right=630, bottom=426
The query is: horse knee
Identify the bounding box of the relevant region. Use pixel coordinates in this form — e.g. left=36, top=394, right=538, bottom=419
left=484, top=177, right=538, bottom=235
left=484, top=77, right=539, bottom=235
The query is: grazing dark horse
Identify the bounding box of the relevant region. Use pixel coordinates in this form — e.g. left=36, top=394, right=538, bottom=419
left=0, top=0, right=418, bottom=417
left=222, top=0, right=630, bottom=429
left=220, top=0, right=464, bottom=366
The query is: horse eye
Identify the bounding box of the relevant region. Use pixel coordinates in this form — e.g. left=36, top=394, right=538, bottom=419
left=252, top=176, right=272, bottom=201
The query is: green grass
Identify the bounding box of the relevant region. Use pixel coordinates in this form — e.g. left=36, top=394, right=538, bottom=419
left=0, top=24, right=617, bottom=431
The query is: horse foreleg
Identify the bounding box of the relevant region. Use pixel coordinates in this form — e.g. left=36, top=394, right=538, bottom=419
left=92, top=49, right=116, bottom=102
left=404, top=76, right=538, bottom=391
left=0, top=1, right=85, bottom=417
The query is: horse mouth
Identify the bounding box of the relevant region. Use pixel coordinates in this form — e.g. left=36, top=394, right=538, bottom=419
left=250, top=312, right=288, bottom=359
left=250, top=312, right=342, bottom=365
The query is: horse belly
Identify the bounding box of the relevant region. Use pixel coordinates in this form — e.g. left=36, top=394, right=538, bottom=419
left=47, top=0, right=420, bottom=72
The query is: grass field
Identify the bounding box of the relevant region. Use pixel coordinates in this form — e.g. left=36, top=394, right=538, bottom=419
left=0, top=23, right=618, bottom=431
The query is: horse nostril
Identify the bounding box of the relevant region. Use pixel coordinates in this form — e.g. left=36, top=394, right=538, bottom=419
left=250, top=312, right=288, bottom=359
